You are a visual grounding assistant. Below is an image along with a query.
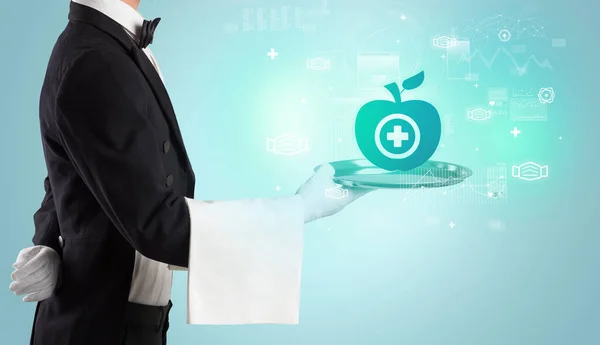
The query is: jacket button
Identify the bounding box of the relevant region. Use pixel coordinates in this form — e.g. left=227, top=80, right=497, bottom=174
left=163, top=140, right=170, bottom=154
left=166, top=174, right=173, bottom=187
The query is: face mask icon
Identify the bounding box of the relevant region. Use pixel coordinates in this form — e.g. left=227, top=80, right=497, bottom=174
left=266, top=134, right=309, bottom=156
left=512, top=162, right=548, bottom=181
left=324, top=185, right=349, bottom=199
left=432, top=36, right=457, bottom=49
left=467, top=108, right=492, bottom=121
left=306, top=57, right=331, bottom=71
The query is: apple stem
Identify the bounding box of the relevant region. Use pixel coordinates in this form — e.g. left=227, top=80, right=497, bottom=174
left=384, top=82, right=402, bottom=103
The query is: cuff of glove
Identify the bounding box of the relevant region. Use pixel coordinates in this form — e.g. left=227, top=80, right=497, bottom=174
left=295, top=193, right=320, bottom=224
left=291, top=194, right=306, bottom=223
left=168, top=265, right=188, bottom=271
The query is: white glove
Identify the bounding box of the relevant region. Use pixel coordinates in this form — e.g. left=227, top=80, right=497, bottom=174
left=9, top=246, right=61, bottom=302
left=296, top=164, right=373, bottom=223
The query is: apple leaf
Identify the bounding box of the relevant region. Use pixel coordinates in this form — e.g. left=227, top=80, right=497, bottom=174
left=401, top=71, right=425, bottom=90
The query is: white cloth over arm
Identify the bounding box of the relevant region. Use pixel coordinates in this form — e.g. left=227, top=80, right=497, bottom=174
left=184, top=195, right=305, bottom=324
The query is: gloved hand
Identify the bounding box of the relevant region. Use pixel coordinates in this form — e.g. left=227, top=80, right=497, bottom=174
left=9, top=246, right=61, bottom=302
left=296, top=164, right=373, bottom=223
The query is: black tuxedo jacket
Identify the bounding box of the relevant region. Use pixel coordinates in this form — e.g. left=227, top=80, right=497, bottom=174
left=30, top=3, right=195, bottom=344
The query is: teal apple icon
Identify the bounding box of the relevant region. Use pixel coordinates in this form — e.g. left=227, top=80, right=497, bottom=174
left=355, top=71, right=441, bottom=171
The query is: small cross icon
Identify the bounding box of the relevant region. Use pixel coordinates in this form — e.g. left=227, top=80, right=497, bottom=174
left=449, top=222, right=455, bottom=228
left=267, top=48, right=278, bottom=60
left=474, top=83, right=479, bottom=88
left=510, top=127, right=521, bottom=138
left=387, top=126, right=410, bottom=147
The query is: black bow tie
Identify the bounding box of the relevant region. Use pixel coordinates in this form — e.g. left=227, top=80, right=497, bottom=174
left=139, top=17, right=161, bottom=49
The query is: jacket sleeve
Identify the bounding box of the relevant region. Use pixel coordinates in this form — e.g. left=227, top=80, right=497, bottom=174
left=32, top=176, right=62, bottom=255
left=54, top=49, right=190, bottom=267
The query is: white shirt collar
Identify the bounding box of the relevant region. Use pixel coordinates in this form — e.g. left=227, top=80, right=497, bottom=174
left=71, top=0, right=145, bottom=39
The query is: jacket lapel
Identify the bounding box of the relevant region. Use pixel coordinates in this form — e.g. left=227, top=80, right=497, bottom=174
left=130, top=48, right=193, bottom=175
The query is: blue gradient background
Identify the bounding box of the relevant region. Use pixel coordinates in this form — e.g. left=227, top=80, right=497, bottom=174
left=1, top=0, right=597, bottom=344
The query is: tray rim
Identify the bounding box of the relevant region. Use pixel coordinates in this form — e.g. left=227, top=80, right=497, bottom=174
left=316, top=159, right=473, bottom=189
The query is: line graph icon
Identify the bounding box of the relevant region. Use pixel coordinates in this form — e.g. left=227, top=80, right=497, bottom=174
left=397, top=164, right=508, bottom=204
left=470, top=47, right=552, bottom=76
left=486, top=165, right=507, bottom=199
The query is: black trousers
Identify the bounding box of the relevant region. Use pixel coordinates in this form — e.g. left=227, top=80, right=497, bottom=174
left=122, top=300, right=172, bottom=345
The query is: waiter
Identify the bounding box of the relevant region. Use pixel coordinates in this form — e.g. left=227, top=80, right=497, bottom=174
left=8, top=0, right=370, bottom=344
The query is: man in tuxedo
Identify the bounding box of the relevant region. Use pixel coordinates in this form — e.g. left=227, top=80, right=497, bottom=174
left=8, top=0, right=370, bottom=344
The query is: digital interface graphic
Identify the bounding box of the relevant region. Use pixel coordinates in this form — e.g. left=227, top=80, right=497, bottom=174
left=219, top=0, right=567, bottom=229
